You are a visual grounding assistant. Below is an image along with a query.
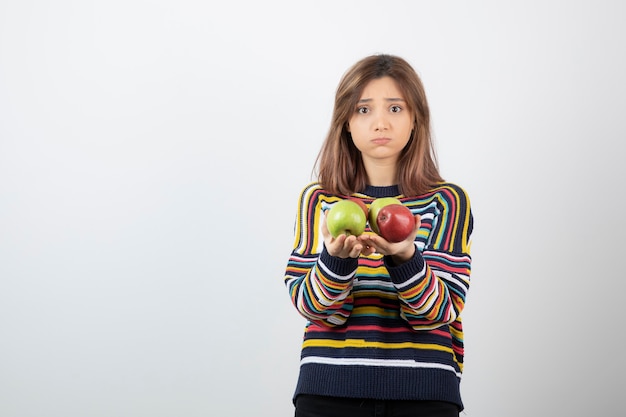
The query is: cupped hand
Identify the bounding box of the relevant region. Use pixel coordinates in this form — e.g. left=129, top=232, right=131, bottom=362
left=322, top=212, right=368, bottom=258
left=365, top=215, right=422, bottom=264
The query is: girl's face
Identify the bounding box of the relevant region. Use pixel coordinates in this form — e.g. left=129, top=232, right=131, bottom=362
left=347, top=76, right=414, bottom=166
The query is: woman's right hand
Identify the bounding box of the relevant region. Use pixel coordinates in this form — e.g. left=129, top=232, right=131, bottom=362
left=321, top=212, right=369, bottom=259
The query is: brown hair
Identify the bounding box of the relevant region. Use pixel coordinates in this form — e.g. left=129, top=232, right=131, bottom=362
left=314, top=54, right=444, bottom=197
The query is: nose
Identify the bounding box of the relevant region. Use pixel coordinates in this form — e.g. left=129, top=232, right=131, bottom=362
left=374, top=112, right=389, bottom=131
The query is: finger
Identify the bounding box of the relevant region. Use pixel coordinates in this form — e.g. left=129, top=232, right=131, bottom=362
left=414, top=214, right=422, bottom=231
left=362, top=244, right=377, bottom=256
left=326, top=233, right=346, bottom=256
left=366, top=235, right=390, bottom=256
left=334, top=233, right=347, bottom=246
left=337, top=234, right=355, bottom=256
left=357, top=232, right=373, bottom=242
left=350, top=244, right=363, bottom=258
left=343, top=234, right=357, bottom=246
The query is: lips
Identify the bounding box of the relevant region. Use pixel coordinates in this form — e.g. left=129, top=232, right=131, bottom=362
left=372, top=137, right=391, bottom=145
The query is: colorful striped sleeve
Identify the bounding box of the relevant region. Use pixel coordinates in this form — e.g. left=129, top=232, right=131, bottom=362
left=387, top=183, right=473, bottom=330
left=284, top=183, right=358, bottom=326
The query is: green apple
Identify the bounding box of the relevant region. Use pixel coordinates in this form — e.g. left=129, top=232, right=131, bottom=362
left=347, top=197, right=369, bottom=219
left=326, top=199, right=367, bottom=237
left=368, top=197, right=403, bottom=234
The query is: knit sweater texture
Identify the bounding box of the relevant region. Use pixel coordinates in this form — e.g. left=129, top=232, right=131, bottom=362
left=284, top=181, right=474, bottom=410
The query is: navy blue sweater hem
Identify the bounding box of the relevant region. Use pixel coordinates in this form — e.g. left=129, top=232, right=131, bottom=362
left=293, top=363, right=463, bottom=411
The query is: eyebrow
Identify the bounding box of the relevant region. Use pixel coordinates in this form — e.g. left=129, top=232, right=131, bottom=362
left=357, top=97, right=406, bottom=104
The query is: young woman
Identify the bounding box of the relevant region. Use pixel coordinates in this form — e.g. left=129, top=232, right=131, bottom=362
left=284, top=54, right=474, bottom=417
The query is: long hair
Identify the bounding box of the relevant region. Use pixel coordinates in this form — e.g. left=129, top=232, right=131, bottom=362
left=314, top=54, right=444, bottom=197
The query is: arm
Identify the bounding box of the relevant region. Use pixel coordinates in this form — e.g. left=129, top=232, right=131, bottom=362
left=283, top=183, right=359, bottom=327
left=385, top=247, right=471, bottom=330
left=379, top=184, right=473, bottom=330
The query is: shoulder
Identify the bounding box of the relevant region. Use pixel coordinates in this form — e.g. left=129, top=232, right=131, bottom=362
left=297, top=181, right=324, bottom=205
left=430, top=182, right=471, bottom=198
left=426, top=182, right=472, bottom=211
left=298, top=181, right=324, bottom=197
left=431, top=182, right=474, bottom=234
left=296, top=182, right=342, bottom=211
left=410, top=182, right=474, bottom=254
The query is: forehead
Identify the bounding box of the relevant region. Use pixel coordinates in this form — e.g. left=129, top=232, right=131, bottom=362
left=359, top=76, right=405, bottom=100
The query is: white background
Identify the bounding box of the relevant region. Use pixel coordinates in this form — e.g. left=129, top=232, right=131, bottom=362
left=1, top=1, right=625, bottom=416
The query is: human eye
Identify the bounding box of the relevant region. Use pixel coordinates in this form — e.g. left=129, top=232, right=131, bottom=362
left=390, top=105, right=402, bottom=113
left=356, top=106, right=369, bottom=115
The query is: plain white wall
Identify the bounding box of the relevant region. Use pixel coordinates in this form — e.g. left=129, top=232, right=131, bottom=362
left=1, top=1, right=625, bottom=416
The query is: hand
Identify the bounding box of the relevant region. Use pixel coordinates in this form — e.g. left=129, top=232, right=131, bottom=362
left=365, top=215, right=422, bottom=264
left=321, top=212, right=370, bottom=259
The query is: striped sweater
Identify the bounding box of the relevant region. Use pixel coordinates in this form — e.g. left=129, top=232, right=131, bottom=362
left=284, top=181, right=473, bottom=410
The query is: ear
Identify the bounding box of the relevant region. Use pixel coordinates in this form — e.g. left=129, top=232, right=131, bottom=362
left=346, top=123, right=351, bottom=132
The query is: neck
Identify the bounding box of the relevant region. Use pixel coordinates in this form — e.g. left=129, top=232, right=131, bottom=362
left=363, top=159, right=397, bottom=186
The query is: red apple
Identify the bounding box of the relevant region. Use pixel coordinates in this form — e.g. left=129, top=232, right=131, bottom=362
left=368, top=197, right=402, bottom=234
left=376, top=204, right=416, bottom=242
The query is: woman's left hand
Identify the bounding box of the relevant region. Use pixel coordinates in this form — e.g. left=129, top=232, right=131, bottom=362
left=365, top=215, right=421, bottom=264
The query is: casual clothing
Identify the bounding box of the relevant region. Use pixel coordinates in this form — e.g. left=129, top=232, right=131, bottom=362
left=295, top=394, right=460, bottom=417
left=284, top=182, right=474, bottom=412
